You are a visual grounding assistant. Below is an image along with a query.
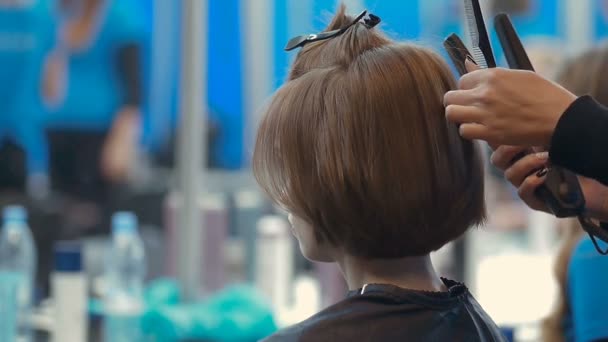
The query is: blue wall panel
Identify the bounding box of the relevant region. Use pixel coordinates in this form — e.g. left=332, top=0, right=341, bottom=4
left=207, top=0, right=244, bottom=169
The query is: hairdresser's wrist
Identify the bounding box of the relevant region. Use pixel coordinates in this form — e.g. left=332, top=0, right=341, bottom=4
left=549, top=96, right=603, bottom=169
left=541, top=94, right=579, bottom=148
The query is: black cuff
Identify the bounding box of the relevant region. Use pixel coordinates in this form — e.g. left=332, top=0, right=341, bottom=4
left=549, top=96, right=608, bottom=185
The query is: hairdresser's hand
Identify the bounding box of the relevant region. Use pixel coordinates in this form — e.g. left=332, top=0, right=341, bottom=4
left=444, top=60, right=577, bottom=147
left=492, top=146, right=608, bottom=221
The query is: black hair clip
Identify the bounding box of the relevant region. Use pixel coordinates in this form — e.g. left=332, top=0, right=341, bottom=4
left=285, top=10, right=381, bottom=51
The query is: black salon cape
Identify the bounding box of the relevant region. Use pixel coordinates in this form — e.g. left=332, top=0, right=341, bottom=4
left=262, top=278, right=506, bottom=342
left=550, top=96, right=608, bottom=186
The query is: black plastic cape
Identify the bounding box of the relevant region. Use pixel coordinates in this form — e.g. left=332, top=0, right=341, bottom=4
left=262, top=278, right=507, bottom=342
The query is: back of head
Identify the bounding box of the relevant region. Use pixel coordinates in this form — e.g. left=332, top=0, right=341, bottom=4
left=253, top=5, right=485, bottom=259
left=542, top=45, right=608, bottom=342
left=556, top=44, right=608, bottom=104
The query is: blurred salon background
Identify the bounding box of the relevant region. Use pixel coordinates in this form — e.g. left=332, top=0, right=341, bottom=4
left=0, top=0, right=607, bottom=341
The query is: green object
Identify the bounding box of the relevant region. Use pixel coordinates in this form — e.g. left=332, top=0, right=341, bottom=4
left=89, top=278, right=180, bottom=316
left=144, top=278, right=182, bottom=307
left=91, top=279, right=277, bottom=341
left=143, top=284, right=277, bottom=342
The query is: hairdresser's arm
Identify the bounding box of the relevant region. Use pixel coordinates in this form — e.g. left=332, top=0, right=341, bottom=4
left=550, top=96, right=608, bottom=186
left=444, top=61, right=608, bottom=186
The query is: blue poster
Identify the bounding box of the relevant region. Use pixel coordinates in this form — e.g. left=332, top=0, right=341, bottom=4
left=273, top=0, right=292, bottom=89
left=594, top=0, right=608, bottom=41
left=312, top=0, right=342, bottom=31
left=160, top=0, right=244, bottom=169
left=365, top=0, right=420, bottom=39
left=420, top=0, right=463, bottom=41
left=207, top=0, right=243, bottom=169
left=0, top=0, right=55, bottom=174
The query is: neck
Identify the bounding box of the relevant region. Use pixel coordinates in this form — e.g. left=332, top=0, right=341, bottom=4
left=336, top=253, right=446, bottom=292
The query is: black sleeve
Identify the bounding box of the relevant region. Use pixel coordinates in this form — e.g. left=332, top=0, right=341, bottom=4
left=116, top=43, right=142, bottom=107
left=549, top=96, right=608, bottom=186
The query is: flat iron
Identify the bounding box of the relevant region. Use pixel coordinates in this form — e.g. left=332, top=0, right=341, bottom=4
left=443, top=2, right=608, bottom=253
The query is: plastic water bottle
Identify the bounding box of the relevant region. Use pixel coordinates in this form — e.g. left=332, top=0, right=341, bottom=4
left=0, top=206, right=36, bottom=342
left=103, top=212, right=146, bottom=342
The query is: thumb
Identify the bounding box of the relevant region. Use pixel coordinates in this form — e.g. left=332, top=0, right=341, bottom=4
left=465, top=56, right=480, bottom=72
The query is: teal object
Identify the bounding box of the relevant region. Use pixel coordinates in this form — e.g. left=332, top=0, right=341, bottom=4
left=89, top=278, right=180, bottom=316
left=91, top=280, right=277, bottom=341
left=143, top=285, right=277, bottom=342
left=104, top=314, right=143, bottom=342
left=0, top=272, right=21, bottom=342
left=567, top=237, right=608, bottom=342
left=144, top=278, right=181, bottom=307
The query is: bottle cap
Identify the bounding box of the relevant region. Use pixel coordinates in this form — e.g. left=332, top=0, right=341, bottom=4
left=111, top=212, right=138, bottom=235
left=54, top=241, right=82, bottom=272
left=3, top=205, right=27, bottom=224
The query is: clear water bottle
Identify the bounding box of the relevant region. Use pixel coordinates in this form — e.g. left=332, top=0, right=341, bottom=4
left=0, top=206, right=36, bottom=342
left=103, top=212, right=146, bottom=342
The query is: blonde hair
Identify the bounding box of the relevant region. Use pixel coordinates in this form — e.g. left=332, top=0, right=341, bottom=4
left=253, top=5, right=485, bottom=258
left=542, top=43, right=608, bottom=342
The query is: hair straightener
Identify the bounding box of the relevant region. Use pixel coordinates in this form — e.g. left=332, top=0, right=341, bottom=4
left=494, top=14, right=608, bottom=251
left=443, top=1, right=608, bottom=253
left=493, top=14, right=586, bottom=219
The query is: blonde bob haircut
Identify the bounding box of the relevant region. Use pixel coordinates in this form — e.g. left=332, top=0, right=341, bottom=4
left=253, top=5, right=485, bottom=259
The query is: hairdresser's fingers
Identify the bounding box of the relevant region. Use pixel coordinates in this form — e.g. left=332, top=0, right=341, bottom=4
left=458, top=123, right=493, bottom=141
left=465, top=58, right=481, bottom=72
left=445, top=105, right=485, bottom=124
left=490, top=145, right=528, bottom=171
left=456, top=69, right=486, bottom=90
left=504, top=152, right=549, bottom=187
left=443, top=89, right=478, bottom=106
left=518, top=171, right=549, bottom=212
